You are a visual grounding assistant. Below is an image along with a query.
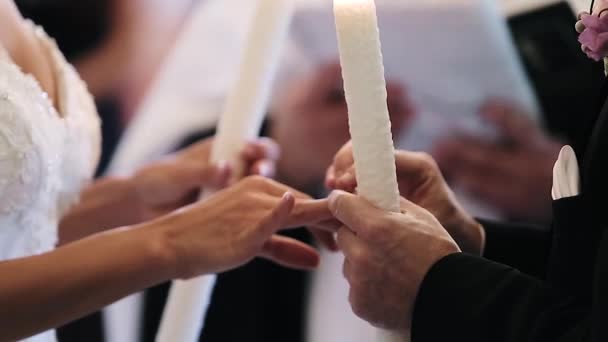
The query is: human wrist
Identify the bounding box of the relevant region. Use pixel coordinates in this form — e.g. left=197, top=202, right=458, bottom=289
left=129, top=220, right=179, bottom=282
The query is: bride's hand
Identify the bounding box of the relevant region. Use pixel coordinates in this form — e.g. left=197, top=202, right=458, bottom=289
left=59, top=137, right=280, bottom=244
left=131, top=137, right=280, bottom=222
left=148, top=176, right=334, bottom=278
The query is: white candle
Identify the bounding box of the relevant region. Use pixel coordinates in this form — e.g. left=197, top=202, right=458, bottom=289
left=334, top=0, right=408, bottom=341
left=156, top=1, right=294, bottom=341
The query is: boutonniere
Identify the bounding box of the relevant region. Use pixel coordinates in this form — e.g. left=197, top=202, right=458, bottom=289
left=578, top=13, right=608, bottom=61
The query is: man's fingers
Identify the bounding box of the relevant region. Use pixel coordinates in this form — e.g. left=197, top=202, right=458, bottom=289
left=309, top=228, right=339, bottom=251
left=325, top=165, right=337, bottom=189
left=335, top=167, right=357, bottom=193
left=332, top=141, right=355, bottom=176
left=480, top=101, right=537, bottom=144
left=328, top=191, right=387, bottom=236
left=336, top=226, right=364, bottom=261
left=259, top=235, right=320, bottom=270
left=433, top=138, right=516, bottom=179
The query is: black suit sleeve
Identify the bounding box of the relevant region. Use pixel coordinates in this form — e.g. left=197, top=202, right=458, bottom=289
left=412, top=250, right=603, bottom=342
left=479, top=219, right=552, bottom=278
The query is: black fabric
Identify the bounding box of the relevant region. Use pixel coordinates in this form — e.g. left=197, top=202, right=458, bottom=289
left=508, top=2, right=605, bottom=151
left=15, top=0, right=111, bottom=61
left=412, top=12, right=608, bottom=340
left=412, top=252, right=598, bottom=342
left=480, top=219, right=552, bottom=279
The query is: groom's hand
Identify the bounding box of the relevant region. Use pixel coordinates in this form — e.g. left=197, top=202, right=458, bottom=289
left=326, top=141, right=484, bottom=255
left=328, top=191, right=460, bottom=331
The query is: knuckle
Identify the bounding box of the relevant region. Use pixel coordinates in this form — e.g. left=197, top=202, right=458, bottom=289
left=350, top=247, right=370, bottom=267
left=417, top=152, right=439, bottom=170
left=245, top=175, right=267, bottom=188
left=349, top=289, right=368, bottom=319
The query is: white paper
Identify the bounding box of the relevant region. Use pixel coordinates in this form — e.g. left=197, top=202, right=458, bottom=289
left=288, top=0, right=540, bottom=153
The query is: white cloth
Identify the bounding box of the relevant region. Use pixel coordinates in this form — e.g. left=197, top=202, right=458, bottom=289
left=552, top=145, right=581, bottom=200
left=0, top=23, right=101, bottom=342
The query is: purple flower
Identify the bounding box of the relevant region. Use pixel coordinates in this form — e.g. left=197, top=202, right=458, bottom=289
left=578, top=14, right=608, bottom=61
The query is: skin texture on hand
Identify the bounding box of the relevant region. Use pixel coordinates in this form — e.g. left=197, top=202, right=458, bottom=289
left=327, top=142, right=484, bottom=255
left=328, top=190, right=461, bottom=331
left=432, top=101, right=561, bottom=223
left=154, top=176, right=335, bottom=279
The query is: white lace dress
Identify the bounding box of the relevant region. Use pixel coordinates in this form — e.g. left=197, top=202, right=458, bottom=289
left=0, top=22, right=101, bottom=342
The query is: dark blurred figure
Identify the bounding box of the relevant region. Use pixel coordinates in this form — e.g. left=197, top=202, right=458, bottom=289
left=433, top=2, right=605, bottom=224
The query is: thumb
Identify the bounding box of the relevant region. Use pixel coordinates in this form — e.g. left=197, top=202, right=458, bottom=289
left=328, top=190, right=387, bottom=236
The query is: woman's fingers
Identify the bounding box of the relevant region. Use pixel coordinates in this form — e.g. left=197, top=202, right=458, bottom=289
left=242, top=138, right=281, bottom=164
left=259, top=235, right=320, bottom=270
left=249, top=159, right=277, bottom=178
left=257, top=192, right=296, bottom=238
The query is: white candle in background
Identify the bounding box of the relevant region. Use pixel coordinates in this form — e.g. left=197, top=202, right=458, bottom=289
left=334, top=0, right=407, bottom=341
left=156, top=0, right=294, bottom=341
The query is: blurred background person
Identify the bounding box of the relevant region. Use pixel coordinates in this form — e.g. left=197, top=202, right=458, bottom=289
left=432, top=1, right=605, bottom=224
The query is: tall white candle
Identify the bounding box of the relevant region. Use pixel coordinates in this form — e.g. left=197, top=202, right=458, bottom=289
left=156, top=1, right=294, bottom=341
left=334, top=0, right=408, bottom=341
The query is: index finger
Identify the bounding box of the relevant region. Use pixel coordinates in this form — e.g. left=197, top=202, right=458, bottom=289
left=480, top=101, right=537, bottom=145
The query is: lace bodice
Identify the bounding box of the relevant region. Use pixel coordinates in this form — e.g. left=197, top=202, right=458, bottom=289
left=0, top=23, right=101, bottom=342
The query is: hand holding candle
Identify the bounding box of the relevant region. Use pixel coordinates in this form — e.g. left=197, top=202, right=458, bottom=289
left=156, top=0, right=294, bottom=341
left=334, top=0, right=408, bottom=341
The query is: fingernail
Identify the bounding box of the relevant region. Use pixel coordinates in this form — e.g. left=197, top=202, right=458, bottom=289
left=258, top=163, right=269, bottom=177
left=282, top=192, right=294, bottom=202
